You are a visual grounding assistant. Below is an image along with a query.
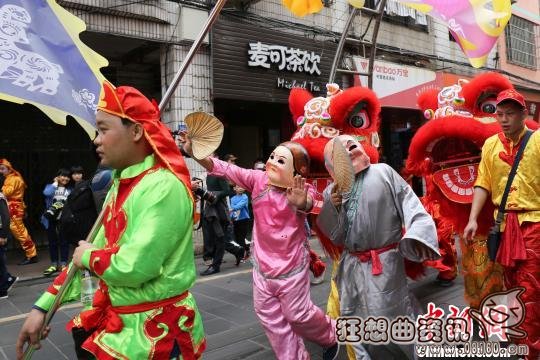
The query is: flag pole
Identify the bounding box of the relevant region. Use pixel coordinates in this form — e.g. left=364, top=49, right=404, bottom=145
left=23, top=1, right=228, bottom=358
left=159, top=0, right=228, bottom=110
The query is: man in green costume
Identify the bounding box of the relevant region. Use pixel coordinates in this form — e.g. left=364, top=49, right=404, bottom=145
left=16, top=81, right=205, bottom=360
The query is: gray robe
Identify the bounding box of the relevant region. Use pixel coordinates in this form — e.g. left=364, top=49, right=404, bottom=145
left=317, top=163, right=440, bottom=359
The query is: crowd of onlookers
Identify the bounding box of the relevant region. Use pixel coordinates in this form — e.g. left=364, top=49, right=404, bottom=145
left=0, top=160, right=112, bottom=298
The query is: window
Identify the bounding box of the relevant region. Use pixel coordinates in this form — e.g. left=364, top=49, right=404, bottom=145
left=505, top=16, right=538, bottom=69
left=364, top=0, right=428, bottom=32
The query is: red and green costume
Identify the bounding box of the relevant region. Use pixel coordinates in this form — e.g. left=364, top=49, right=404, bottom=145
left=34, top=82, right=205, bottom=359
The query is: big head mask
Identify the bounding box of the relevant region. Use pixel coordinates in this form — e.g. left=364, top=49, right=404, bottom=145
left=266, top=141, right=310, bottom=188
left=325, top=135, right=370, bottom=175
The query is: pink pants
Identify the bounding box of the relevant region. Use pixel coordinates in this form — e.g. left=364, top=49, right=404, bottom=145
left=253, top=265, right=336, bottom=360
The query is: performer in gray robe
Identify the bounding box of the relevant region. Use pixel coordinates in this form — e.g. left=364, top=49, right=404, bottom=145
left=317, top=135, right=440, bottom=360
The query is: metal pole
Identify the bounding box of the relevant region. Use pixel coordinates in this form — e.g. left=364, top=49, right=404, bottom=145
left=23, top=209, right=105, bottom=360
left=159, top=0, right=229, bottom=110
left=367, top=0, right=387, bottom=89
left=24, top=2, right=230, bottom=357
left=329, top=7, right=358, bottom=84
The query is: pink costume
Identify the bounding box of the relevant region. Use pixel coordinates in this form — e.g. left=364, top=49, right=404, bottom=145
left=209, top=157, right=336, bottom=359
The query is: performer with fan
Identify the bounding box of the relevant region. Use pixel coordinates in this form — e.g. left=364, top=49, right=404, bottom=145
left=181, top=135, right=337, bottom=360
left=16, top=82, right=205, bottom=360
left=317, top=135, right=440, bottom=360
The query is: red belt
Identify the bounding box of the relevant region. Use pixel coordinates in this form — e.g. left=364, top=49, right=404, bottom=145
left=68, top=285, right=189, bottom=333
left=350, top=242, right=399, bottom=276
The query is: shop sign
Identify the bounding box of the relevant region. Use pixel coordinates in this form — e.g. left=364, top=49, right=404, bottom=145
left=212, top=17, right=335, bottom=103
left=276, top=77, right=322, bottom=92
left=247, top=42, right=322, bottom=75
left=353, top=57, right=438, bottom=109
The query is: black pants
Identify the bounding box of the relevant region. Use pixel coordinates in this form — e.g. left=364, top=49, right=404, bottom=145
left=203, top=218, right=242, bottom=269
left=71, top=327, right=93, bottom=360
left=233, top=219, right=250, bottom=253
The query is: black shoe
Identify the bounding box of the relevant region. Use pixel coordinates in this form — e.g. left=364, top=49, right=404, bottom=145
left=5, top=276, right=19, bottom=292
left=18, top=256, right=38, bottom=265
left=200, top=266, right=220, bottom=276
left=235, top=250, right=244, bottom=266
left=322, top=343, right=339, bottom=360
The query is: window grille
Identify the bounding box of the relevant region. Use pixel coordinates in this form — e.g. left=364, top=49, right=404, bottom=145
left=505, top=15, right=538, bottom=69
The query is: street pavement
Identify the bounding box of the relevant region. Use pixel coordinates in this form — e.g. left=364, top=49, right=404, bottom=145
left=0, top=239, right=469, bottom=360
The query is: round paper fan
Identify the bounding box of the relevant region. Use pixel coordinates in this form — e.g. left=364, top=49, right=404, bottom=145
left=332, top=139, right=354, bottom=194
left=184, top=112, right=224, bottom=160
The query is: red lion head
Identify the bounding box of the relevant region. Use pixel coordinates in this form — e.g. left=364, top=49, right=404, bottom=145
left=288, top=83, right=381, bottom=177
left=406, top=72, right=538, bottom=233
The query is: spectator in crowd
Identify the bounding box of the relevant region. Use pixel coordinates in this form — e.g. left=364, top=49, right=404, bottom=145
left=200, top=154, right=244, bottom=275
left=0, top=174, right=18, bottom=299
left=230, top=184, right=251, bottom=260
left=245, top=159, right=265, bottom=246
left=41, top=169, right=72, bottom=276
left=59, top=166, right=98, bottom=246
left=0, top=159, right=38, bottom=265
left=253, top=159, right=265, bottom=171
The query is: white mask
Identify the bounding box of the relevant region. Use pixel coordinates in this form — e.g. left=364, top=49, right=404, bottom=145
left=266, top=145, right=295, bottom=188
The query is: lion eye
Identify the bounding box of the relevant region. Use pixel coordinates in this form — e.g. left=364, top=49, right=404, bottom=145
left=480, top=100, right=497, bottom=114
left=349, top=110, right=370, bottom=129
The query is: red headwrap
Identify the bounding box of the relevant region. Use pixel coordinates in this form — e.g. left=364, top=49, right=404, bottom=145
left=98, top=81, right=193, bottom=202
left=0, top=158, right=24, bottom=181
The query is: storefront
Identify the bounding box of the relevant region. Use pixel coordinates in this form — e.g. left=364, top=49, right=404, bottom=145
left=352, top=56, right=440, bottom=170
left=211, top=16, right=336, bottom=167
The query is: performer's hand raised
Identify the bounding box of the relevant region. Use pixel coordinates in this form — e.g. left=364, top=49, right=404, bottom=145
left=286, top=175, right=309, bottom=210
left=330, top=184, right=342, bottom=208
left=178, top=131, right=194, bottom=157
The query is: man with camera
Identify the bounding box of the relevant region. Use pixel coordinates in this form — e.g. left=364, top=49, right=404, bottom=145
left=41, top=169, right=72, bottom=276
left=198, top=154, right=244, bottom=276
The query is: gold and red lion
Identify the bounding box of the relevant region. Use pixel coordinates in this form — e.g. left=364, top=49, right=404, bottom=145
left=405, top=72, right=539, bottom=307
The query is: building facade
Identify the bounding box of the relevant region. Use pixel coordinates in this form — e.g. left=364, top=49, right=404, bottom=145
left=2, top=0, right=539, bottom=230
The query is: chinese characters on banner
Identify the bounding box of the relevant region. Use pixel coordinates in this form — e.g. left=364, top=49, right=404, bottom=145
left=248, top=41, right=322, bottom=75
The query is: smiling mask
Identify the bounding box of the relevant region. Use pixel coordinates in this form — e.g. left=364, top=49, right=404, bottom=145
left=266, top=142, right=310, bottom=188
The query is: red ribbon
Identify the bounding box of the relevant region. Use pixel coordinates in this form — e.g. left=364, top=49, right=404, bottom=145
left=350, top=243, right=398, bottom=276
left=497, top=212, right=527, bottom=268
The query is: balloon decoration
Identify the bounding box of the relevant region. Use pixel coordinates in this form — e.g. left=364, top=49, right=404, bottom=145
left=282, top=0, right=324, bottom=17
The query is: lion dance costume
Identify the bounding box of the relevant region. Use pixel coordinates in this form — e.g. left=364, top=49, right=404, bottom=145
left=405, top=72, right=539, bottom=308
left=0, top=159, right=37, bottom=260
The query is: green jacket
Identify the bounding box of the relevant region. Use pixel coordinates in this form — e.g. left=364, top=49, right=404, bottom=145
left=35, top=154, right=205, bottom=359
